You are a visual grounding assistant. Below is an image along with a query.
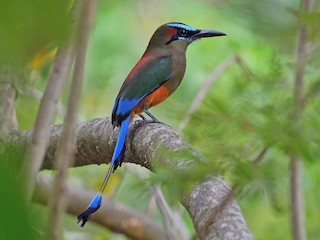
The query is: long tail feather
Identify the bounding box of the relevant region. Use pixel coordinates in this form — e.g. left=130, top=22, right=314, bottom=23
left=77, top=116, right=131, bottom=227
left=99, top=163, right=115, bottom=193
left=111, top=116, right=130, bottom=170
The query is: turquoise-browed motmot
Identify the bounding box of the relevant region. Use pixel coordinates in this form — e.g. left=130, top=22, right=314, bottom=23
left=78, top=22, right=226, bottom=226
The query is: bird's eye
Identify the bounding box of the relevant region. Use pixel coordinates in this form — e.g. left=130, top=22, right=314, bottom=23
left=178, top=28, right=187, bottom=37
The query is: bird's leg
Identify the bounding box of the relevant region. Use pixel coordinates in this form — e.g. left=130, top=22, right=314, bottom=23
left=143, top=109, right=161, bottom=123
left=139, top=114, right=146, bottom=120
left=141, top=104, right=161, bottom=123
left=141, top=106, right=171, bottom=128
left=139, top=104, right=173, bottom=128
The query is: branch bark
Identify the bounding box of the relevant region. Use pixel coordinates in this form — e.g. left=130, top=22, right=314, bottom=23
left=12, top=117, right=253, bottom=240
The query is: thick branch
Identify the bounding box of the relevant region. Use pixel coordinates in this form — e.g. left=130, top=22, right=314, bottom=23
left=185, top=177, right=254, bottom=240
left=13, top=118, right=253, bottom=239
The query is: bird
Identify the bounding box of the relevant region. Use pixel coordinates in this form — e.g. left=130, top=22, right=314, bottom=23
left=77, top=22, right=226, bottom=227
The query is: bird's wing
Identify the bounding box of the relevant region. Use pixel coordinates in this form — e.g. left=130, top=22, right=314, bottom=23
left=112, top=54, right=172, bottom=125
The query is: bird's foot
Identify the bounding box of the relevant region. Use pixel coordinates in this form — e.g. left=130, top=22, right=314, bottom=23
left=134, top=118, right=171, bottom=129
left=151, top=120, right=172, bottom=128
left=136, top=109, right=172, bottom=128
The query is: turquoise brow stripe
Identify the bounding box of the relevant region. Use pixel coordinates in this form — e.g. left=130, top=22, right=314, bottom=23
left=167, top=23, right=196, bottom=31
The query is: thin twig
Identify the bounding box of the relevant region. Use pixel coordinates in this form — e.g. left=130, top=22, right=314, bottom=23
left=46, top=1, right=97, bottom=239
left=234, top=55, right=254, bottom=81
left=153, top=185, right=178, bottom=240
left=131, top=167, right=190, bottom=239
left=302, top=79, right=320, bottom=108
left=290, top=0, right=312, bottom=240
left=252, top=147, right=269, bottom=166
left=146, top=191, right=157, bottom=216
left=22, top=46, right=74, bottom=200
left=0, top=82, right=17, bottom=138
left=153, top=185, right=190, bottom=240
left=232, top=147, right=269, bottom=194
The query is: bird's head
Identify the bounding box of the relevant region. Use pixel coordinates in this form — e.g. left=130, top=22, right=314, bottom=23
left=146, top=22, right=226, bottom=51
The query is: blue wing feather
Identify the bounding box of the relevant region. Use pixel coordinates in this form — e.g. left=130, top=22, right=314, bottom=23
left=116, top=96, right=146, bottom=116
left=112, top=55, right=172, bottom=126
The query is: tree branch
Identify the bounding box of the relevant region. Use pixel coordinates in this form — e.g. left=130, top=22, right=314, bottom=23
left=12, top=118, right=253, bottom=239
left=0, top=81, right=18, bottom=138
left=290, top=0, right=312, bottom=239
left=46, top=1, right=96, bottom=239
left=33, top=173, right=167, bottom=240
left=22, top=37, right=74, bottom=201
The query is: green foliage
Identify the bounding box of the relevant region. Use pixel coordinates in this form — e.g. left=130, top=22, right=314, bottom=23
left=0, top=148, right=41, bottom=240
left=179, top=2, right=320, bottom=240
left=0, top=0, right=70, bottom=70
left=0, top=0, right=71, bottom=130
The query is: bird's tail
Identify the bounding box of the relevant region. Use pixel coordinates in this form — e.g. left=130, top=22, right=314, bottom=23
left=77, top=116, right=131, bottom=227
left=110, top=115, right=131, bottom=170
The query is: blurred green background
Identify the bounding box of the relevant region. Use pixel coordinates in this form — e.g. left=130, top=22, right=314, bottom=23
left=1, top=0, right=320, bottom=239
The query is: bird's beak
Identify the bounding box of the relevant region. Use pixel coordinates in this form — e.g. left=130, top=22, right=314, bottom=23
left=193, top=29, right=226, bottom=39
